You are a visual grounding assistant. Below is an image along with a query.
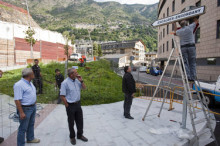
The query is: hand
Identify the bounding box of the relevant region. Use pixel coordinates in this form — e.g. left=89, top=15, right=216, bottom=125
left=132, top=93, right=135, bottom=97
left=65, top=104, right=69, bottom=108
left=77, top=75, right=83, bottom=81
left=20, top=112, right=26, bottom=120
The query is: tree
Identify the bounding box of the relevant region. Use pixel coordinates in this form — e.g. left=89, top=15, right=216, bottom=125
left=98, top=44, right=102, bottom=57
left=25, top=27, right=36, bottom=59
left=93, top=42, right=98, bottom=56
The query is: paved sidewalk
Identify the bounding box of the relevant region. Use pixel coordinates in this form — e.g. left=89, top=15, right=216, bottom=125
left=1, top=97, right=216, bottom=146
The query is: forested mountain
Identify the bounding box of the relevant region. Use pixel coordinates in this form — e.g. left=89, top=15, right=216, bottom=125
left=2, top=0, right=158, bottom=51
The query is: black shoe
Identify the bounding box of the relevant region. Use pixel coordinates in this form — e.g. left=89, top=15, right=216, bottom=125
left=0, top=137, right=4, bottom=144
left=70, top=138, right=76, bottom=145
left=77, top=135, right=88, bottom=142
left=125, top=116, right=134, bottom=119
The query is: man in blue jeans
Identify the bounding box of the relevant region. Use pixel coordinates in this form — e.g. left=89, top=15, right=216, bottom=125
left=173, top=17, right=199, bottom=82
left=14, top=68, right=40, bottom=146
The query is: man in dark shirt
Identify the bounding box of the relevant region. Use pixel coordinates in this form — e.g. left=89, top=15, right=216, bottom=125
left=122, top=66, right=136, bottom=119
left=55, top=69, right=64, bottom=104
left=32, top=59, right=43, bottom=94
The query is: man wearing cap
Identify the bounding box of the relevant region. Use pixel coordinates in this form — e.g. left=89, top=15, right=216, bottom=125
left=14, top=68, right=40, bottom=146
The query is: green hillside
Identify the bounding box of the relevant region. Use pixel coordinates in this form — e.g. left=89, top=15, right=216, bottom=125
left=2, top=0, right=158, bottom=51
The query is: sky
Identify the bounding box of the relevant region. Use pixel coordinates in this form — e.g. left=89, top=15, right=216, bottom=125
left=94, top=0, right=159, bottom=5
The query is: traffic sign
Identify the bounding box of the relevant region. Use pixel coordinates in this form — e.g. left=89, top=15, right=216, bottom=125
left=152, top=6, right=205, bottom=27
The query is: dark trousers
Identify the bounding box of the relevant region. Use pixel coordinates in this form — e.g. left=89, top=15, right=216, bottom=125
left=33, top=78, right=43, bottom=94
left=66, top=102, right=83, bottom=139
left=57, top=86, right=61, bottom=104
left=123, top=93, right=133, bottom=117
left=0, top=137, right=4, bottom=144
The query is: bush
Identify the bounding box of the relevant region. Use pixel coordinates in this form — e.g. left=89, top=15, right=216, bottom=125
left=0, top=59, right=124, bottom=105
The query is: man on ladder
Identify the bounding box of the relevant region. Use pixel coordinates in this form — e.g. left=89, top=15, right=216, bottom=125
left=173, top=18, right=199, bottom=82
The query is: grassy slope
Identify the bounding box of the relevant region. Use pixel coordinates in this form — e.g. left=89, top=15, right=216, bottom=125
left=0, top=60, right=123, bottom=105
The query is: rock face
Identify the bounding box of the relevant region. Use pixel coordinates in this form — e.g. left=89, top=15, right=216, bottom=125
left=0, top=1, right=39, bottom=27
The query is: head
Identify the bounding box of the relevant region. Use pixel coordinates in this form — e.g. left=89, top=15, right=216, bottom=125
left=22, top=68, right=34, bottom=81
left=34, top=59, right=39, bottom=65
left=179, top=20, right=187, bottom=27
left=55, top=69, right=61, bottom=75
left=0, top=70, right=3, bottom=78
left=68, top=68, right=78, bottom=79
left=124, top=66, right=131, bottom=73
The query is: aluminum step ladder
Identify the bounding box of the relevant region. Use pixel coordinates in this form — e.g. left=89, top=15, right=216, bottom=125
left=142, top=34, right=218, bottom=146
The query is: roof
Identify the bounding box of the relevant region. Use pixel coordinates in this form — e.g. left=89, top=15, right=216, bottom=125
left=101, top=54, right=129, bottom=59
left=101, top=39, right=145, bottom=50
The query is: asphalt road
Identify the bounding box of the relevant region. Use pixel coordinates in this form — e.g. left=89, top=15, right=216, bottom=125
left=125, top=70, right=220, bottom=145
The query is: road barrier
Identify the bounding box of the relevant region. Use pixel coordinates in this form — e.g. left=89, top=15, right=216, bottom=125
left=136, top=83, right=220, bottom=116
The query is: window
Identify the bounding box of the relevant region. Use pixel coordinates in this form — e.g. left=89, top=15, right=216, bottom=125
left=182, top=0, right=185, bottom=3
left=163, top=13, right=165, bottom=18
left=163, top=44, right=165, bottom=53
left=207, top=58, right=216, bottom=65
left=163, top=28, right=165, bottom=38
left=172, top=23, right=175, bottom=31
left=167, top=41, right=169, bottom=51
left=120, top=49, right=125, bottom=54
left=196, top=0, right=201, bottom=7
left=172, top=0, right=175, bottom=12
left=167, top=25, right=169, bottom=35
left=195, top=27, right=200, bottom=43
left=217, top=20, right=220, bottom=39
left=218, top=0, right=220, bottom=6
left=167, top=7, right=169, bottom=16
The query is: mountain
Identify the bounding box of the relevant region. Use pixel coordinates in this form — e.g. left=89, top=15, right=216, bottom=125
left=2, top=0, right=158, bottom=29
left=0, top=1, right=39, bottom=27
left=1, top=0, right=158, bottom=51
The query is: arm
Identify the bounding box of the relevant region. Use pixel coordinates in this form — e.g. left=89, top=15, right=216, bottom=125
left=193, top=17, right=199, bottom=25
left=77, top=75, right=86, bottom=90
left=15, top=100, right=26, bottom=120
left=173, top=22, right=177, bottom=35
left=60, top=95, right=69, bottom=107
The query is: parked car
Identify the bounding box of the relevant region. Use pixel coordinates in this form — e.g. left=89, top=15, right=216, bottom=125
left=193, top=76, right=220, bottom=107
left=139, top=66, right=147, bottom=72
left=132, top=67, right=137, bottom=71
left=70, top=53, right=82, bottom=61
left=150, top=67, right=163, bottom=76
left=146, top=67, right=150, bottom=74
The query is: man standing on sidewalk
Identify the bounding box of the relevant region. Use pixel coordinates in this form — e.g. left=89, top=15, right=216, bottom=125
left=32, top=59, right=43, bottom=94
left=173, top=18, right=199, bottom=82
left=14, top=68, right=40, bottom=146
left=0, top=70, right=4, bottom=144
left=60, top=68, right=88, bottom=145
left=122, top=66, right=136, bottom=119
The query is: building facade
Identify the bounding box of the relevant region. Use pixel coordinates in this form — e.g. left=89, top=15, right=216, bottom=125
left=157, top=0, right=220, bottom=82
left=101, top=40, right=146, bottom=63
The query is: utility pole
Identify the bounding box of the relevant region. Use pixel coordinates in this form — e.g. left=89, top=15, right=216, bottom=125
left=25, top=0, right=34, bottom=59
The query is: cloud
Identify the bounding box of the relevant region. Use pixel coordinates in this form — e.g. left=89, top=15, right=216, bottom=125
left=94, top=0, right=159, bottom=5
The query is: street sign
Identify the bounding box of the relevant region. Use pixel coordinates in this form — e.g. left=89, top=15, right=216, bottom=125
left=72, top=66, right=78, bottom=69
left=152, top=6, right=205, bottom=27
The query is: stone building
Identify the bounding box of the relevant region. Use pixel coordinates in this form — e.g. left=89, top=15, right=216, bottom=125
left=157, top=0, right=220, bottom=81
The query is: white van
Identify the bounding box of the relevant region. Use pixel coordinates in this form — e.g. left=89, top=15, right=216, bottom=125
left=70, top=53, right=82, bottom=61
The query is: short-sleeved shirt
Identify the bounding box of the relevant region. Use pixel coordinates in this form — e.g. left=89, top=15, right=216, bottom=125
left=60, top=77, right=82, bottom=103
left=14, top=78, right=37, bottom=105
left=176, top=23, right=196, bottom=46
left=32, top=65, right=41, bottom=78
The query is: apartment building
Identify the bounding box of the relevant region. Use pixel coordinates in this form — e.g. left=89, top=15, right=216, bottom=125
left=157, top=0, right=220, bottom=81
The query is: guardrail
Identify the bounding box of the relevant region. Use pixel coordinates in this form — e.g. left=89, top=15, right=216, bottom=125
left=136, top=83, right=220, bottom=116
